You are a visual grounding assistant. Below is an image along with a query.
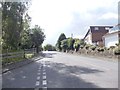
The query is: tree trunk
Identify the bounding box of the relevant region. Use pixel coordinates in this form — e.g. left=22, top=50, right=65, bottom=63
left=36, top=46, right=39, bottom=53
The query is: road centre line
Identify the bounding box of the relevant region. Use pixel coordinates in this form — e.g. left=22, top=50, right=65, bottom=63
left=37, top=76, right=40, bottom=80
left=42, top=80, right=47, bottom=85
left=43, top=75, right=46, bottom=80
left=42, top=61, right=47, bottom=89
left=35, top=81, right=40, bottom=86
left=43, top=71, right=46, bottom=75
left=42, top=86, right=47, bottom=90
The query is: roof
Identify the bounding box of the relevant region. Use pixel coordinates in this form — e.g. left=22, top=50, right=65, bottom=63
left=83, top=26, right=113, bottom=40
left=83, top=29, right=90, bottom=40
left=109, top=24, right=120, bottom=33
left=103, top=30, right=120, bottom=37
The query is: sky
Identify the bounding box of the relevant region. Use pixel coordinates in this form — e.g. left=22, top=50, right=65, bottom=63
left=28, top=0, right=119, bottom=46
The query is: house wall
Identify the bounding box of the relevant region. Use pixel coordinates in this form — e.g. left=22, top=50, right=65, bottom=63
left=84, top=33, right=92, bottom=45
left=104, top=33, right=118, bottom=48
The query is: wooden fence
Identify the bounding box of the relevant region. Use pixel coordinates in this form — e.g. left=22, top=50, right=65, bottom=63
left=0, top=48, right=36, bottom=65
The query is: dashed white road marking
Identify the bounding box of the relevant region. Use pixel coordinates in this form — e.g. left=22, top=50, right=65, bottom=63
left=43, top=64, right=46, bottom=67
left=35, top=81, right=40, bottom=86
left=43, top=76, right=46, bottom=80
left=42, top=80, right=47, bottom=85
left=37, top=76, right=40, bottom=80
left=11, top=78, right=15, bottom=80
left=42, top=61, right=47, bottom=90
left=43, top=72, right=46, bottom=75
left=22, top=76, right=26, bottom=79
left=42, top=87, right=47, bottom=90
left=43, top=86, right=47, bottom=88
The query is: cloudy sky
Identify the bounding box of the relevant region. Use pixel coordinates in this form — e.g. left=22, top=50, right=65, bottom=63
left=28, top=0, right=119, bottom=46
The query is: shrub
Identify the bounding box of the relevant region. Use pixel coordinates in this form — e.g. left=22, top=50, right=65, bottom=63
left=97, top=47, right=105, bottom=52
left=114, top=47, right=120, bottom=55
left=90, top=46, right=96, bottom=51
left=85, top=44, right=91, bottom=50
left=109, top=46, right=115, bottom=49
left=80, top=45, right=84, bottom=49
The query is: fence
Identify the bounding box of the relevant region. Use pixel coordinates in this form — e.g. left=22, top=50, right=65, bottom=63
left=0, top=48, right=36, bottom=65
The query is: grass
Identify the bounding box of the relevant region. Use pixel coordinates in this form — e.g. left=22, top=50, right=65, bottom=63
left=2, top=56, right=24, bottom=65
left=25, top=53, right=34, bottom=59
left=2, top=52, right=35, bottom=65
left=2, top=49, right=23, bottom=54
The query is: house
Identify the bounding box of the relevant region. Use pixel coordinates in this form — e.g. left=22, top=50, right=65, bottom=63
left=83, top=26, right=113, bottom=46
left=103, top=25, right=120, bottom=48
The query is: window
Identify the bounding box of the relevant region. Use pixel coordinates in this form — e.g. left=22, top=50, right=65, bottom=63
left=95, top=27, right=99, bottom=30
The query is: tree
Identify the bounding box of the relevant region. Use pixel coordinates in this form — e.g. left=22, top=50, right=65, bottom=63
left=21, top=12, right=32, bottom=49
left=74, top=38, right=80, bottom=52
left=31, top=25, right=45, bottom=53
left=67, top=37, right=75, bottom=51
left=1, top=2, right=31, bottom=50
left=61, top=39, right=68, bottom=52
left=44, top=44, right=56, bottom=51
left=56, top=33, right=66, bottom=51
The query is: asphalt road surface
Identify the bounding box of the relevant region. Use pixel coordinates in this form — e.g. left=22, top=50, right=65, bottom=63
left=2, top=51, right=118, bottom=89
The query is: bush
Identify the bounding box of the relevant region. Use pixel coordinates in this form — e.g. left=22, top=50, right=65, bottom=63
left=80, top=45, right=84, bottom=49
left=114, top=47, right=120, bottom=55
left=109, top=46, right=115, bottom=49
left=90, top=46, right=96, bottom=51
left=97, top=47, right=105, bottom=52
left=85, top=44, right=91, bottom=50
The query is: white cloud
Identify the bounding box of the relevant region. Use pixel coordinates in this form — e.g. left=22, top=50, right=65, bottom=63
left=28, top=0, right=119, bottom=45
left=99, top=13, right=118, bottom=20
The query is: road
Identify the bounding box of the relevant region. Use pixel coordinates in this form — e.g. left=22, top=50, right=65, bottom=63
left=2, top=51, right=118, bottom=89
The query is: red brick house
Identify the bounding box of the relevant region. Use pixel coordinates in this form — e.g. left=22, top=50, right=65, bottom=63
left=83, top=26, right=113, bottom=46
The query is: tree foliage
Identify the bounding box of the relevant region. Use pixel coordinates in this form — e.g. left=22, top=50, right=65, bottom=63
left=61, top=39, right=68, bottom=52
left=56, top=33, right=66, bottom=51
left=67, top=37, right=74, bottom=50
left=56, top=33, right=86, bottom=52
left=31, top=25, right=45, bottom=53
left=1, top=2, right=30, bottom=50
left=73, top=38, right=80, bottom=52
left=44, top=44, right=56, bottom=51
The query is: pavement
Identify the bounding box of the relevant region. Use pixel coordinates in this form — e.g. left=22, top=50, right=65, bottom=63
left=2, top=51, right=118, bottom=89
left=2, top=54, right=43, bottom=73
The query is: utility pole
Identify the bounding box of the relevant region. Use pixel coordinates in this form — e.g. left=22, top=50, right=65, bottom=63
left=71, top=33, right=73, bottom=38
